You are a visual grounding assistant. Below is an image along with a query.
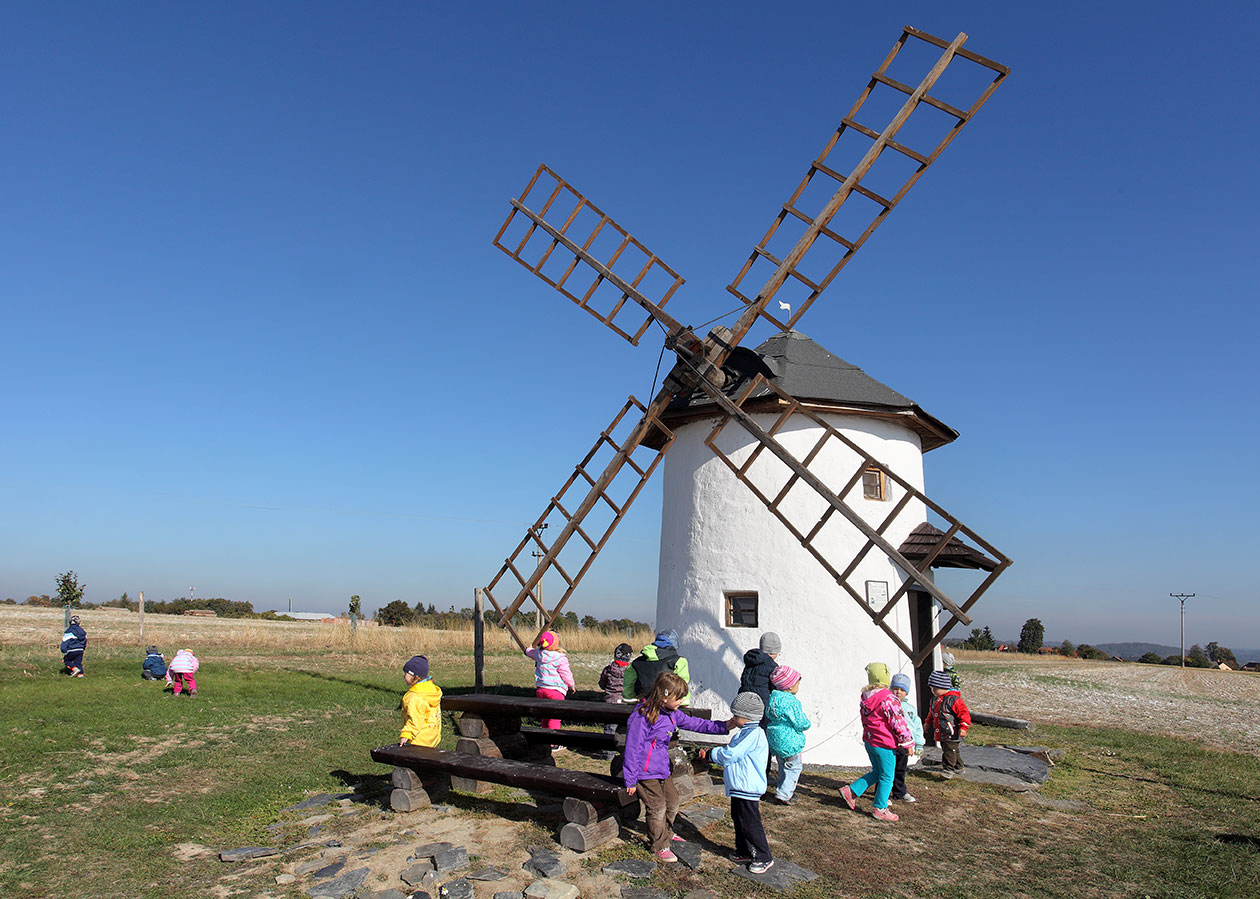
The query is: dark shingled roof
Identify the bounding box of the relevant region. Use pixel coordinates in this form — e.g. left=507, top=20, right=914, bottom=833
left=658, top=330, right=958, bottom=452
left=898, top=522, right=999, bottom=571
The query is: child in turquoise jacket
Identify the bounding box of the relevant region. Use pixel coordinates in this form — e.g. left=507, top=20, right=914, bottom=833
left=710, top=692, right=774, bottom=874
left=766, top=665, right=810, bottom=803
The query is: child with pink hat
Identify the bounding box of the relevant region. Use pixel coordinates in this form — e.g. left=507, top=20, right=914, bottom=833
left=523, top=630, right=576, bottom=743
left=765, top=665, right=811, bottom=803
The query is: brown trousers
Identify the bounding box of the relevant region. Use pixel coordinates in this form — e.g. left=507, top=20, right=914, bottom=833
left=635, top=777, right=679, bottom=853
left=941, top=739, right=964, bottom=771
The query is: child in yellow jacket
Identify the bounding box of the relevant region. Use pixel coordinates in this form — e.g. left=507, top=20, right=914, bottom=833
left=400, top=655, right=442, bottom=747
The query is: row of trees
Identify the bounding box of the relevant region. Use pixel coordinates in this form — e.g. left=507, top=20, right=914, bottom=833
left=1136, top=642, right=1238, bottom=667
left=372, top=597, right=649, bottom=632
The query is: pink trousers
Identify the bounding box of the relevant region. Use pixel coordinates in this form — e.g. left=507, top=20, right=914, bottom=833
left=536, top=687, right=566, bottom=729
left=171, top=672, right=197, bottom=694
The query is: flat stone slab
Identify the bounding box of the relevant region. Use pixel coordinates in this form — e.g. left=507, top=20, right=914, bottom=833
left=522, top=852, right=566, bottom=879
left=524, top=880, right=580, bottom=899
left=309, top=860, right=346, bottom=880
left=493, top=893, right=525, bottom=899
left=297, top=813, right=334, bottom=826
left=283, top=793, right=340, bottom=813
left=306, top=866, right=370, bottom=898
left=468, top=865, right=509, bottom=881
left=434, top=846, right=469, bottom=873
left=918, top=744, right=1049, bottom=784
left=402, top=861, right=436, bottom=884
left=363, top=891, right=409, bottom=899
left=602, top=858, right=657, bottom=878
left=678, top=804, right=726, bottom=829
left=438, top=879, right=474, bottom=899
left=729, top=859, right=819, bottom=893
left=673, top=841, right=702, bottom=870
left=411, top=841, right=456, bottom=858
left=219, top=846, right=279, bottom=862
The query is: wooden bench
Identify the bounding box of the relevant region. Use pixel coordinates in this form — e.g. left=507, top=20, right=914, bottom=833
left=371, top=743, right=638, bottom=850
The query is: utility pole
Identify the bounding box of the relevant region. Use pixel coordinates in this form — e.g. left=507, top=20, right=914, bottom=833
left=530, top=523, right=549, bottom=633
left=1171, top=593, right=1195, bottom=668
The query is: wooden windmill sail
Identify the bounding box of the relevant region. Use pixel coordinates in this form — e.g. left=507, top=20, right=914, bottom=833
left=484, top=27, right=1012, bottom=666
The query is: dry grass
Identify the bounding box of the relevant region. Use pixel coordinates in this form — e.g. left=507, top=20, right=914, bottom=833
left=0, top=605, right=653, bottom=655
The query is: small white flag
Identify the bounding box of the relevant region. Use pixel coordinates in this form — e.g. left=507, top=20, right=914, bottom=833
left=778, top=301, right=791, bottom=315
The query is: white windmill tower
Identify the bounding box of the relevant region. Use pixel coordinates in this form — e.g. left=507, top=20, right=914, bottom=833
left=482, top=28, right=1011, bottom=765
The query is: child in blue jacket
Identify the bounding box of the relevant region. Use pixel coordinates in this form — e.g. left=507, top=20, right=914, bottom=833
left=623, top=672, right=731, bottom=862
left=60, top=615, right=87, bottom=676
left=711, top=691, right=774, bottom=874
left=142, top=647, right=167, bottom=680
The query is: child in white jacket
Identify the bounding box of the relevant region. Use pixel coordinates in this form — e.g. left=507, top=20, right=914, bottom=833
left=166, top=648, right=200, bottom=696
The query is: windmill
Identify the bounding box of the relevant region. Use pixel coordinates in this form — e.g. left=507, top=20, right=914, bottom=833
left=483, top=28, right=1012, bottom=693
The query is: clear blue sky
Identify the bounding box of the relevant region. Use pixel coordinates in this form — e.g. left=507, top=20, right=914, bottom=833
left=2, top=2, right=1257, bottom=650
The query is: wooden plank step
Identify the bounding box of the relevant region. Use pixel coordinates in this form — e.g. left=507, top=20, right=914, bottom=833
left=519, top=725, right=624, bottom=751
left=371, top=744, right=635, bottom=807
left=441, top=694, right=710, bottom=724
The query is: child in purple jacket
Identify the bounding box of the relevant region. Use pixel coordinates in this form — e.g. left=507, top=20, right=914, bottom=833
left=623, top=672, right=732, bottom=862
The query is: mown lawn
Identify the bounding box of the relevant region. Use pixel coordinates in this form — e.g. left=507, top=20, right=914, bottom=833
left=1, top=648, right=1258, bottom=898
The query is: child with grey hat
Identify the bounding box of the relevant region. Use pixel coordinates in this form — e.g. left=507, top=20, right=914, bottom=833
left=738, top=632, right=781, bottom=707
left=710, top=691, right=774, bottom=874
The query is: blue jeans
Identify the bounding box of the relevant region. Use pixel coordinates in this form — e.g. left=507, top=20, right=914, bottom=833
left=774, top=753, right=802, bottom=801
left=850, top=743, right=897, bottom=809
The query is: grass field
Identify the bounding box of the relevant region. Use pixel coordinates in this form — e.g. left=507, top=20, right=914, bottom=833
left=2, top=610, right=1258, bottom=898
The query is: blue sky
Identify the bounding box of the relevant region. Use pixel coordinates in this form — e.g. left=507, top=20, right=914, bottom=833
left=2, top=2, right=1257, bottom=649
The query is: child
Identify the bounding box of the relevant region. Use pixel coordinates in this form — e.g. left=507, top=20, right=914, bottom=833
left=400, top=654, right=442, bottom=747
left=888, top=673, right=924, bottom=802
left=840, top=662, right=914, bottom=822
left=925, top=669, right=971, bottom=776
left=766, top=665, right=810, bottom=804
left=165, top=648, right=200, bottom=696
left=60, top=615, right=87, bottom=677
left=523, top=631, right=575, bottom=737
left=598, top=643, right=634, bottom=759
left=623, top=629, right=690, bottom=702
left=738, top=632, right=780, bottom=706
left=711, top=692, right=773, bottom=874
left=142, top=646, right=167, bottom=680
left=622, top=672, right=731, bottom=862
left=941, top=652, right=963, bottom=692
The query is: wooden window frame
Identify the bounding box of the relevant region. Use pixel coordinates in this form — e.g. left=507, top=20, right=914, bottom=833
left=724, top=591, right=759, bottom=628
left=862, top=467, right=887, bottom=501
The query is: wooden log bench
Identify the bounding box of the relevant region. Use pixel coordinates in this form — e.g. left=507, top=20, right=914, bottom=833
left=371, top=743, right=639, bottom=851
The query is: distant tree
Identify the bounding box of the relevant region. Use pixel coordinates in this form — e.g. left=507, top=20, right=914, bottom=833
left=1017, top=618, right=1045, bottom=655
left=1076, top=644, right=1108, bottom=660
left=55, top=571, right=86, bottom=608
left=427, top=603, right=437, bottom=615
left=348, top=595, right=361, bottom=618
left=581, top=615, right=599, bottom=630
left=1138, top=651, right=1163, bottom=664
left=376, top=600, right=415, bottom=627
left=1205, top=642, right=1238, bottom=668
left=1162, top=654, right=1182, bottom=666
left=1186, top=644, right=1210, bottom=668
left=1060, top=640, right=1075, bottom=657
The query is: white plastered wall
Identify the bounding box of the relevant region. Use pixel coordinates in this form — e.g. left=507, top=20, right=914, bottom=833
left=654, top=410, right=935, bottom=766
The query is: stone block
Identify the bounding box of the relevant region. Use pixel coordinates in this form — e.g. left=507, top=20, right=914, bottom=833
left=219, top=846, right=279, bottom=862
left=305, top=866, right=370, bottom=898
left=438, top=878, right=474, bottom=899
left=524, top=879, right=580, bottom=899
left=522, top=851, right=566, bottom=879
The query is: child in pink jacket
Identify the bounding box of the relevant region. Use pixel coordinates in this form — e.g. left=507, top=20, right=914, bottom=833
left=840, top=662, right=914, bottom=821
left=523, top=631, right=575, bottom=739
left=166, top=648, right=200, bottom=697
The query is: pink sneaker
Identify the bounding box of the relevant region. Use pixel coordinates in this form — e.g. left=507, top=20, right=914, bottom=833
left=656, top=848, right=677, bottom=862
left=670, top=833, right=685, bottom=842
left=872, top=807, right=899, bottom=822
left=840, top=785, right=857, bottom=810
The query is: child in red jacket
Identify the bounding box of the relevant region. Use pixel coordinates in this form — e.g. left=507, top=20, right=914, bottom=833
left=925, top=669, right=971, bottom=776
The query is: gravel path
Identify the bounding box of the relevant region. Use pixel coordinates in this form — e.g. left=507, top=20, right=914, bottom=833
left=961, top=657, right=1260, bottom=755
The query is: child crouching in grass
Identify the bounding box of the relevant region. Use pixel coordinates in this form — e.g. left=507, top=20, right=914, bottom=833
left=711, top=691, right=775, bottom=874
left=400, top=654, right=442, bottom=747
left=623, top=672, right=732, bottom=862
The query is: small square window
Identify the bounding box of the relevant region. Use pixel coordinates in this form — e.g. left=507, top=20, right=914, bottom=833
left=725, top=591, right=759, bottom=627
left=862, top=467, right=886, bottom=501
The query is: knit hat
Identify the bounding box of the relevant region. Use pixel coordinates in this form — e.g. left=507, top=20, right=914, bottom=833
left=652, top=629, right=678, bottom=649
left=941, top=651, right=956, bottom=667
left=403, top=655, right=429, bottom=679
left=865, top=662, right=890, bottom=687
left=759, top=632, right=782, bottom=654
left=730, top=691, right=765, bottom=721
left=146, top=646, right=159, bottom=654
left=928, top=670, right=953, bottom=691
left=769, top=665, right=801, bottom=690
left=68, top=615, right=80, bottom=625
left=537, top=631, right=558, bottom=649
left=614, top=642, right=633, bottom=663
left=890, top=673, right=911, bottom=693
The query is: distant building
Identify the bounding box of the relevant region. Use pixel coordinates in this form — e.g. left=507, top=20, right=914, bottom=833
left=183, top=609, right=217, bottom=618
left=285, top=612, right=339, bottom=622
left=1242, top=662, right=1260, bottom=672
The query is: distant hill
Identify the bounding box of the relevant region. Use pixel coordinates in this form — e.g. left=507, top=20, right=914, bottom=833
left=1095, top=642, right=1260, bottom=664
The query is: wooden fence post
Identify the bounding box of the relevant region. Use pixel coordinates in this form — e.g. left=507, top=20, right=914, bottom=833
left=474, top=587, right=485, bottom=693
left=139, top=591, right=145, bottom=644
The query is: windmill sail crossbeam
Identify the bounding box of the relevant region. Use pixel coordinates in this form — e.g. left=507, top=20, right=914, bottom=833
left=483, top=397, right=676, bottom=651
left=698, top=374, right=1010, bottom=665
left=725, top=27, right=1007, bottom=336
left=492, top=164, right=685, bottom=346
